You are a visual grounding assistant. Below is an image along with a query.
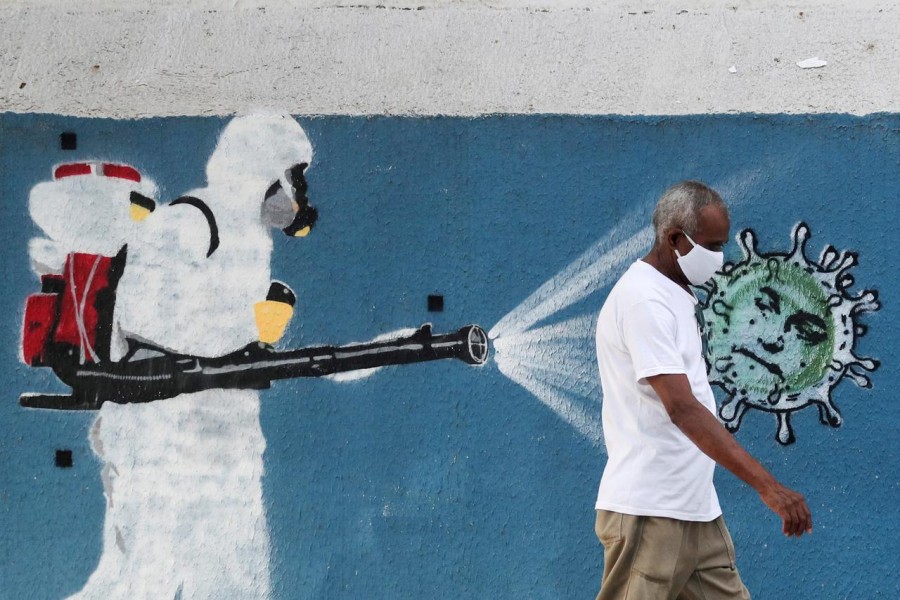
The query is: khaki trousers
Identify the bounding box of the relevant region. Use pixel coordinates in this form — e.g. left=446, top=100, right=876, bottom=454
left=595, top=510, right=751, bottom=600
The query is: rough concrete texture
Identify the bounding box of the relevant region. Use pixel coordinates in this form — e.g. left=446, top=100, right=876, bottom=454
left=1, top=1, right=898, bottom=117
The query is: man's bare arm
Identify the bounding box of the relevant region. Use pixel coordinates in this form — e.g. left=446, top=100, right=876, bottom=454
left=646, top=373, right=813, bottom=537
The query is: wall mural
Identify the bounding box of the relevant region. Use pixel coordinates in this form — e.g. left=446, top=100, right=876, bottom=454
left=18, top=114, right=487, bottom=598
left=699, top=223, right=880, bottom=445
left=6, top=114, right=895, bottom=599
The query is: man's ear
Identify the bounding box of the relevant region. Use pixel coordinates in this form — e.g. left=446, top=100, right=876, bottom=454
left=665, top=228, right=682, bottom=248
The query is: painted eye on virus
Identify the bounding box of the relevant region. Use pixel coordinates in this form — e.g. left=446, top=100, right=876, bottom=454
left=699, top=223, right=880, bottom=445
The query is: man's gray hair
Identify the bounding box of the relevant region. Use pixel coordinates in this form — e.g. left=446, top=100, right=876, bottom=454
left=652, top=181, right=726, bottom=244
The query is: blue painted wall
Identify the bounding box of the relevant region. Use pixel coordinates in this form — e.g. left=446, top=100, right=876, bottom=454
left=1, top=113, right=897, bottom=599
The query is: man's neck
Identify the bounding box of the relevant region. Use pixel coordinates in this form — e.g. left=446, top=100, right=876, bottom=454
left=642, top=245, right=692, bottom=294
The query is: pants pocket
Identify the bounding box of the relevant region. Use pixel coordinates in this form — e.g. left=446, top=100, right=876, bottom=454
left=630, top=516, right=683, bottom=581
left=624, top=570, right=671, bottom=600
left=595, top=510, right=623, bottom=546
left=713, top=517, right=737, bottom=569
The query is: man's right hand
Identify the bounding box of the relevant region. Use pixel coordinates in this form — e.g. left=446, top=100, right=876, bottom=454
left=758, top=481, right=813, bottom=537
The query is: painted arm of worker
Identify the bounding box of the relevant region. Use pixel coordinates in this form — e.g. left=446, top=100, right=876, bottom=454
left=646, top=373, right=813, bottom=538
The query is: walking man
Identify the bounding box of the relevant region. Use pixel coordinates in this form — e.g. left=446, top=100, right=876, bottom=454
left=594, top=181, right=812, bottom=599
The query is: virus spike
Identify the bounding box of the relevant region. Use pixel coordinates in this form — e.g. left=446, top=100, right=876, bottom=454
left=775, top=412, right=796, bottom=445
left=819, top=245, right=840, bottom=270
left=788, top=222, right=811, bottom=262
left=718, top=398, right=748, bottom=431
left=816, top=398, right=843, bottom=427
left=851, top=356, right=879, bottom=372
left=850, top=290, right=880, bottom=315
left=831, top=251, right=858, bottom=275
left=844, top=368, right=872, bottom=388
left=737, top=229, right=757, bottom=262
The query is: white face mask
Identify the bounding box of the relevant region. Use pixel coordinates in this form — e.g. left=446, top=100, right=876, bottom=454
left=674, top=231, right=724, bottom=286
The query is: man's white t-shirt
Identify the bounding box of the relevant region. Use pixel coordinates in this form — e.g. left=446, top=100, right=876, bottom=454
left=595, top=260, right=722, bottom=522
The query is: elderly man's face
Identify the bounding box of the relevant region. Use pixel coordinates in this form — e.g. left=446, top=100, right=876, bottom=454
left=677, top=204, right=730, bottom=254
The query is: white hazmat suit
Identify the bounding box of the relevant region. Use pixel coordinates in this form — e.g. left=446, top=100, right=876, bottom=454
left=28, top=114, right=313, bottom=599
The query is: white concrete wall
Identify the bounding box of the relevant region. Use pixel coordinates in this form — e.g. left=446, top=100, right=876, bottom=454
left=1, top=0, right=897, bottom=117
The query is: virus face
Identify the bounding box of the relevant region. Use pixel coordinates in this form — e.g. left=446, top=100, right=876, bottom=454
left=700, top=223, right=880, bottom=445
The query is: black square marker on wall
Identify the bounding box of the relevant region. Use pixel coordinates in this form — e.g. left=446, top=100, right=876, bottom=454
left=60, top=132, right=77, bottom=150
left=427, top=295, right=444, bottom=312
left=55, top=449, right=73, bottom=468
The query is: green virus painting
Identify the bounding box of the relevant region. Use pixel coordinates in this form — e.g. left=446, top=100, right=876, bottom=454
left=699, top=223, right=880, bottom=445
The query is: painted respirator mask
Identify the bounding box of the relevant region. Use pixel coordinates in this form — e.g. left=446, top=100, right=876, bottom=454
left=261, top=162, right=319, bottom=237
left=675, top=231, right=723, bottom=286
